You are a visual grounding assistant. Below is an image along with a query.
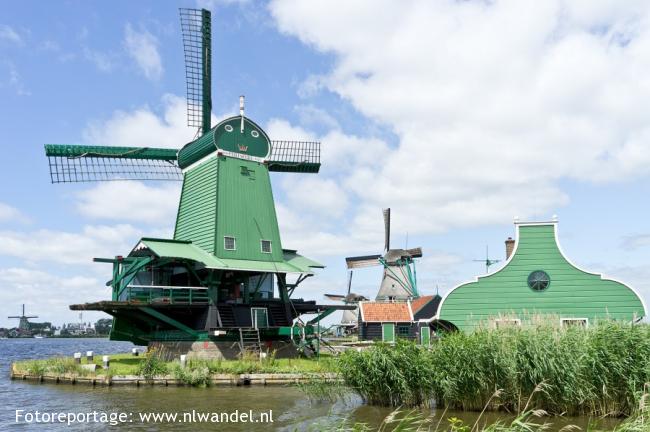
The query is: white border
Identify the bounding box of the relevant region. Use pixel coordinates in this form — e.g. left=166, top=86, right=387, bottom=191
left=429, top=220, right=648, bottom=323
left=260, top=239, right=272, bottom=254
left=420, top=326, right=431, bottom=345
left=251, top=307, right=269, bottom=328
left=181, top=151, right=219, bottom=173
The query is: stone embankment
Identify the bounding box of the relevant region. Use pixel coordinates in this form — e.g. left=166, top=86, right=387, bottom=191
left=10, top=363, right=341, bottom=387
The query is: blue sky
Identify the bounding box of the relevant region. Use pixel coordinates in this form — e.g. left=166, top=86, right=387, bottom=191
left=1, top=0, right=649, bottom=327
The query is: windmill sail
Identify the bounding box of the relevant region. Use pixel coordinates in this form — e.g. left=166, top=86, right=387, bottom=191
left=346, top=254, right=382, bottom=269
left=179, top=8, right=212, bottom=136
left=383, top=208, right=390, bottom=251
left=268, top=140, right=321, bottom=173
left=45, top=144, right=181, bottom=183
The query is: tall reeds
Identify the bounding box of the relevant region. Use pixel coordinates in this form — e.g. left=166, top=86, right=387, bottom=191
left=338, top=321, right=650, bottom=417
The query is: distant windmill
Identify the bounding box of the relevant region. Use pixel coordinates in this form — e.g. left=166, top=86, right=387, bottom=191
left=345, top=208, right=422, bottom=301
left=324, top=271, right=368, bottom=329
left=473, top=245, right=501, bottom=273
left=8, top=304, right=38, bottom=331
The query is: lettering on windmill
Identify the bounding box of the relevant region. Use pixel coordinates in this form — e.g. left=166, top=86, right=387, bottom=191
left=238, top=144, right=248, bottom=152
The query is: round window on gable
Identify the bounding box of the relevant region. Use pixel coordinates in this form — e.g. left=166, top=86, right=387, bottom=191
left=224, top=124, right=234, bottom=132
left=527, top=270, right=550, bottom=292
left=251, top=130, right=259, bottom=138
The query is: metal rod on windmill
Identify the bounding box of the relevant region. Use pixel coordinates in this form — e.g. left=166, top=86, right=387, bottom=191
left=473, top=245, right=500, bottom=274
left=240, top=95, right=245, bottom=133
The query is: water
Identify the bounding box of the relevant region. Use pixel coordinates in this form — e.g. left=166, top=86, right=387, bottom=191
left=0, top=338, right=622, bottom=431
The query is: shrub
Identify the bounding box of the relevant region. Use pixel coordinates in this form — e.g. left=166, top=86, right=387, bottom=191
left=136, top=348, right=168, bottom=380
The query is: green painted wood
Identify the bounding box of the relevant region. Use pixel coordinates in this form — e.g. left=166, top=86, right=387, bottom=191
left=215, top=157, right=284, bottom=262
left=420, top=326, right=430, bottom=346
left=45, top=144, right=178, bottom=160
left=177, top=117, right=270, bottom=169
left=438, top=223, right=646, bottom=331
left=382, top=323, right=395, bottom=343
left=173, top=156, right=218, bottom=251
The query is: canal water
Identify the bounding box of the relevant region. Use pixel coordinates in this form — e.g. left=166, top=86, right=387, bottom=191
left=1, top=338, right=622, bottom=431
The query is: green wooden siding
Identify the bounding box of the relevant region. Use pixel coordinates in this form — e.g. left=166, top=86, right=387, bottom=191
left=215, top=157, right=284, bottom=262
left=439, top=224, right=646, bottom=331
left=173, top=156, right=218, bottom=252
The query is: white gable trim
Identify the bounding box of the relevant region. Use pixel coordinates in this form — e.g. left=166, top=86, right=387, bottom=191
left=431, top=218, right=647, bottom=324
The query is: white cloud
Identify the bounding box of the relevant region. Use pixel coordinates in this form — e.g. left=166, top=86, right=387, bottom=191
left=0, top=25, right=22, bottom=44
left=622, top=234, right=650, bottom=250
left=83, top=47, right=115, bottom=72
left=0, top=224, right=140, bottom=265
left=0, top=268, right=108, bottom=327
left=282, top=177, right=347, bottom=218
left=197, top=0, right=251, bottom=8
left=269, top=0, right=650, bottom=233
left=124, top=23, right=163, bottom=80
left=0, top=202, right=25, bottom=223
left=83, top=94, right=195, bottom=148
left=1, top=60, right=30, bottom=96
left=76, top=182, right=180, bottom=225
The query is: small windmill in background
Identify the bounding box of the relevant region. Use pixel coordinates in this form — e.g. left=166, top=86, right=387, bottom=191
left=345, top=208, right=422, bottom=301
left=8, top=304, right=38, bottom=331
left=324, top=271, right=368, bottom=333
left=473, top=245, right=501, bottom=274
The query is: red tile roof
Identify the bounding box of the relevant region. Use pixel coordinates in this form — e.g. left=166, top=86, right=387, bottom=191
left=410, top=295, right=435, bottom=314
left=360, top=302, right=412, bottom=322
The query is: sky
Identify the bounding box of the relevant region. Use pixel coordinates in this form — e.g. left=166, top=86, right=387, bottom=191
left=1, top=0, right=650, bottom=327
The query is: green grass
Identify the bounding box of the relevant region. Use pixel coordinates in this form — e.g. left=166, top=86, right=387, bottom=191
left=20, top=357, right=89, bottom=377
left=338, top=321, right=650, bottom=417
left=13, top=352, right=337, bottom=378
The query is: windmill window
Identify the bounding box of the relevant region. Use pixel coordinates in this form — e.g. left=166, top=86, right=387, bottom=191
left=527, top=270, right=550, bottom=291
left=397, top=325, right=410, bottom=337
left=224, top=236, right=236, bottom=251
left=561, top=318, right=588, bottom=328
left=261, top=240, right=272, bottom=254
left=224, top=124, right=234, bottom=132
left=251, top=130, right=259, bottom=138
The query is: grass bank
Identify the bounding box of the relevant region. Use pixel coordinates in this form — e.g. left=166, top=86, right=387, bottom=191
left=339, top=321, right=650, bottom=417
left=14, top=352, right=337, bottom=382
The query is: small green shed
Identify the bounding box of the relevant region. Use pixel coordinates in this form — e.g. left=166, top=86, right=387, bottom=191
left=435, top=220, right=647, bottom=331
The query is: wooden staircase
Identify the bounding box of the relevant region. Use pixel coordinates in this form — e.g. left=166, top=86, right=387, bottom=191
left=217, top=305, right=235, bottom=327
left=238, top=328, right=261, bottom=356
left=267, top=302, right=290, bottom=326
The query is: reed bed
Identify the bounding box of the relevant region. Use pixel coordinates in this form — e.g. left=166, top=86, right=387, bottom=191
left=338, top=321, right=650, bottom=417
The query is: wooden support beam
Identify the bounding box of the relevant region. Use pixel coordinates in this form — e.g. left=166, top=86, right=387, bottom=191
left=140, top=307, right=199, bottom=337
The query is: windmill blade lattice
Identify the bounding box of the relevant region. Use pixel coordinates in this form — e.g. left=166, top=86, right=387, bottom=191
left=179, top=8, right=212, bottom=135
left=268, top=140, right=321, bottom=173
left=45, top=144, right=181, bottom=183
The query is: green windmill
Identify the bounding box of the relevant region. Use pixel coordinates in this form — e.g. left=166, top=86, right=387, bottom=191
left=44, top=8, right=351, bottom=358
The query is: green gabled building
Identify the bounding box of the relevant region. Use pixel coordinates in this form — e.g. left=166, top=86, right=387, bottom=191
left=433, top=220, right=647, bottom=331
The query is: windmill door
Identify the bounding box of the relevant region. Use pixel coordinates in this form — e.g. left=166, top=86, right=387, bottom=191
left=251, top=308, right=269, bottom=329
left=420, top=326, right=431, bottom=346
left=382, top=323, right=395, bottom=343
